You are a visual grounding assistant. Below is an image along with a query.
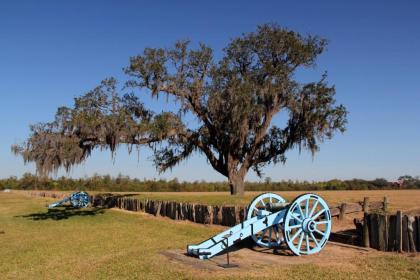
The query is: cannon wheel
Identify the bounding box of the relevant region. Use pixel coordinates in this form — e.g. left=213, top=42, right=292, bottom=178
left=283, top=193, right=331, bottom=255
left=246, top=192, right=286, bottom=248
left=70, top=192, right=90, bottom=208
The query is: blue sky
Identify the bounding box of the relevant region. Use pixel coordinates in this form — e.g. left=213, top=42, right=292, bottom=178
left=1, top=1, right=419, bottom=182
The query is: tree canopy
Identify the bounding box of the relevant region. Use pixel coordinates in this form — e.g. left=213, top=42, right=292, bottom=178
left=13, top=24, right=347, bottom=195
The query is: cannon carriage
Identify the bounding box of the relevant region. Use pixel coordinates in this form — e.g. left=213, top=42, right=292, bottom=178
left=48, top=191, right=90, bottom=209
left=187, top=193, right=331, bottom=258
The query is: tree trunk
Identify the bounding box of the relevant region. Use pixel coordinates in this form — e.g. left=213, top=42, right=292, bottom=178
left=229, top=173, right=245, bottom=196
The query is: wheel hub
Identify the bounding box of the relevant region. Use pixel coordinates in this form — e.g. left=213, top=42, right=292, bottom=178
left=302, top=218, right=316, bottom=233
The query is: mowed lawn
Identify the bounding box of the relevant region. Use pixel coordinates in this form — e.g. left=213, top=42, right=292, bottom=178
left=1, top=192, right=419, bottom=279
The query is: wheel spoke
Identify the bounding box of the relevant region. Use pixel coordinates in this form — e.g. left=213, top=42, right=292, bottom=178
left=287, top=224, right=301, bottom=230
left=309, top=200, right=319, bottom=218
left=291, top=213, right=302, bottom=223
left=305, top=198, right=309, bottom=218
left=306, top=234, right=310, bottom=253
left=259, top=228, right=267, bottom=241
left=315, top=220, right=329, bottom=225
left=314, top=228, right=325, bottom=237
left=297, top=232, right=305, bottom=253
left=310, top=232, right=319, bottom=248
left=297, top=204, right=304, bottom=219
left=290, top=228, right=302, bottom=242
left=312, top=208, right=326, bottom=220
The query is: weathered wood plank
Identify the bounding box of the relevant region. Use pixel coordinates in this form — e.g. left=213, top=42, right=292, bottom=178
left=330, top=202, right=362, bottom=217
left=401, top=215, right=410, bottom=252
left=177, top=203, right=183, bottom=220
left=368, top=213, right=379, bottom=249
left=407, top=216, right=416, bottom=252
left=377, top=214, right=388, bottom=251
left=329, top=232, right=360, bottom=245
left=388, top=214, right=396, bottom=251
left=330, top=207, right=339, bottom=217
left=369, top=201, right=384, bottom=211
left=222, top=206, right=236, bottom=226
left=363, top=213, right=369, bottom=248
left=212, top=206, right=221, bottom=225
left=238, top=206, right=246, bottom=222
left=189, top=204, right=195, bottom=222
left=402, top=215, right=409, bottom=252
left=395, top=211, right=402, bottom=252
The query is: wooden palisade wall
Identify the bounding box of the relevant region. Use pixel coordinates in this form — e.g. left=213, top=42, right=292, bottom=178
left=24, top=191, right=386, bottom=228
left=364, top=211, right=420, bottom=253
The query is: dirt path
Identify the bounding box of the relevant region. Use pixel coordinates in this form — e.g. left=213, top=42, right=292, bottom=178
left=161, top=241, right=420, bottom=279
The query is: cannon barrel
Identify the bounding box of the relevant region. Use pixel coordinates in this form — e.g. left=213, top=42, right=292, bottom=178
left=254, top=202, right=289, bottom=212
left=48, top=197, right=71, bottom=209
left=266, top=202, right=289, bottom=212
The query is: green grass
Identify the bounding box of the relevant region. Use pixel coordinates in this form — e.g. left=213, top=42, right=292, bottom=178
left=1, top=192, right=419, bottom=279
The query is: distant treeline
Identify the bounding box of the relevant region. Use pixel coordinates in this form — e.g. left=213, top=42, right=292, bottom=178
left=1, top=173, right=419, bottom=192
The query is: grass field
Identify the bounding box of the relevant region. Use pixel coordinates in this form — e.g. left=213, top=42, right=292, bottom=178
left=1, top=192, right=419, bottom=279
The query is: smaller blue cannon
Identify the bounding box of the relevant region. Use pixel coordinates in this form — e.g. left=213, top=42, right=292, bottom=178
left=48, top=191, right=90, bottom=209
left=187, top=193, right=332, bottom=258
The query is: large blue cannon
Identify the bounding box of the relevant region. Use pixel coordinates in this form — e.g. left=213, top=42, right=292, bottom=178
left=187, top=193, right=331, bottom=258
left=48, top=191, right=90, bottom=209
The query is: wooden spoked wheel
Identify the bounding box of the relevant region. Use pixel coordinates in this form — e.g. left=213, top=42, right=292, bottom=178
left=69, top=192, right=90, bottom=208
left=283, top=194, right=331, bottom=255
left=246, top=192, right=287, bottom=248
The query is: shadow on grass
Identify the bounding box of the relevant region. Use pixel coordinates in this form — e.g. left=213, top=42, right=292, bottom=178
left=16, top=206, right=106, bottom=221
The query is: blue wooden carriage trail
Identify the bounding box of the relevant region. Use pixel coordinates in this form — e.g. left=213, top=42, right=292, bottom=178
left=187, top=193, right=332, bottom=258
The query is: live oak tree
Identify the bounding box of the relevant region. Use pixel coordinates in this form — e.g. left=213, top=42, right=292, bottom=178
left=13, top=24, right=347, bottom=195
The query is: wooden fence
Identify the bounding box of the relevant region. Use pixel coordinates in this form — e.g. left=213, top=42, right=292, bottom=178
left=362, top=212, right=420, bottom=252
left=103, top=195, right=385, bottom=227
left=23, top=191, right=386, bottom=227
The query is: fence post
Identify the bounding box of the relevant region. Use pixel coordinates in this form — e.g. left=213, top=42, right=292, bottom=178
left=339, top=203, right=347, bottom=221
left=363, top=197, right=370, bottom=213
left=383, top=197, right=389, bottom=212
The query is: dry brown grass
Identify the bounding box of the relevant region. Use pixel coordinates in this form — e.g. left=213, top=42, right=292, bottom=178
left=127, top=190, right=420, bottom=212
